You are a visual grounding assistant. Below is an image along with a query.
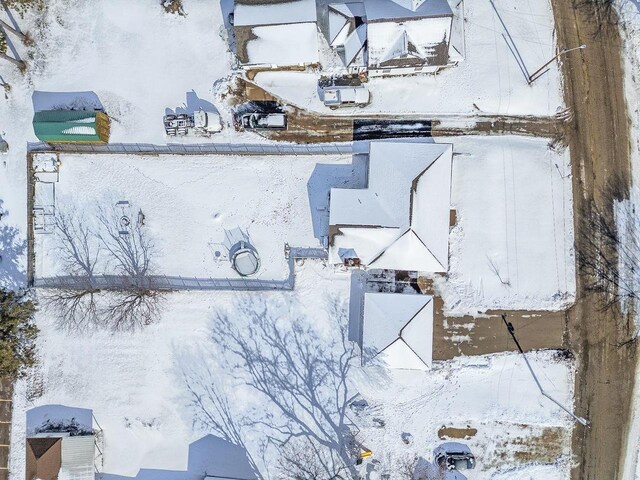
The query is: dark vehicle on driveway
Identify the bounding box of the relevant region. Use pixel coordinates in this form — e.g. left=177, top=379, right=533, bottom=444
left=434, top=442, right=476, bottom=471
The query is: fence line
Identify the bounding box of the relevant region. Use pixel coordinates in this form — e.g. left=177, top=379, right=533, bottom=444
left=33, top=247, right=329, bottom=292
left=28, top=142, right=353, bottom=156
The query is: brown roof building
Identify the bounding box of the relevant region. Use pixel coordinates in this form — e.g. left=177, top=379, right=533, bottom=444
left=26, top=437, right=62, bottom=480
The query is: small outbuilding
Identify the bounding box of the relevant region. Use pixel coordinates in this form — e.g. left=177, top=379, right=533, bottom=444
left=26, top=405, right=96, bottom=480
left=33, top=110, right=110, bottom=143
left=358, top=292, right=434, bottom=370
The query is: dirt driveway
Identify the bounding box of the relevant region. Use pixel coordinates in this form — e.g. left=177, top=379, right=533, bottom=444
left=549, top=0, right=636, bottom=478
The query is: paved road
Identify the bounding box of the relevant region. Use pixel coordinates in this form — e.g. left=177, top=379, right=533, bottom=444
left=239, top=79, right=564, bottom=143
left=550, top=0, right=636, bottom=478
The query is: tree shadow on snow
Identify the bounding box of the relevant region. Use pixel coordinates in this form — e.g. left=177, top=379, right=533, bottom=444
left=0, top=201, right=27, bottom=291
left=101, top=435, right=255, bottom=480
left=179, top=295, right=359, bottom=479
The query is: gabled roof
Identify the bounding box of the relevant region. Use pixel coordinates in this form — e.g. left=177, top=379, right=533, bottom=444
left=27, top=437, right=62, bottom=480
left=364, top=0, right=453, bottom=22
left=362, top=292, right=433, bottom=369
left=329, top=142, right=453, bottom=272
left=328, top=3, right=367, bottom=66
left=380, top=30, right=424, bottom=64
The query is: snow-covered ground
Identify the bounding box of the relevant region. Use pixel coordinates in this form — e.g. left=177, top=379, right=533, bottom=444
left=254, top=0, right=563, bottom=116
left=10, top=264, right=574, bottom=480
left=613, top=2, right=640, bottom=478
left=0, top=0, right=255, bottom=291
left=438, top=135, right=575, bottom=314
left=33, top=152, right=358, bottom=281
left=0, top=1, right=578, bottom=479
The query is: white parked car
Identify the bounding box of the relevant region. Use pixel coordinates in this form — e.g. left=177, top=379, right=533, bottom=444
left=193, top=109, right=222, bottom=134
left=241, top=112, right=287, bottom=129
left=322, top=86, right=370, bottom=109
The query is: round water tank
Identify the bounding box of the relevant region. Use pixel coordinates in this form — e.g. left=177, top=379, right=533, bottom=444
left=229, top=241, right=260, bottom=276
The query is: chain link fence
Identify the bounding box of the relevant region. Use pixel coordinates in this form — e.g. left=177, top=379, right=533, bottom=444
left=29, top=142, right=353, bottom=156
left=34, top=247, right=328, bottom=292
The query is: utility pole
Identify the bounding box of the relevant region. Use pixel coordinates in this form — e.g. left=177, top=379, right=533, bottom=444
left=528, top=45, right=586, bottom=84
left=501, top=314, right=589, bottom=427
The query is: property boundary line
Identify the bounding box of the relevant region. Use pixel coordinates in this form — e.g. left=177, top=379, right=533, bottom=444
left=33, top=247, right=328, bottom=292
left=28, top=142, right=354, bottom=156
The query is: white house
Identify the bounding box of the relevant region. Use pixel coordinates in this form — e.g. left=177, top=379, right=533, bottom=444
left=329, top=141, right=453, bottom=272
left=323, top=0, right=456, bottom=75
left=234, top=0, right=320, bottom=68
left=365, top=0, right=454, bottom=75
left=360, top=292, right=434, bottom=369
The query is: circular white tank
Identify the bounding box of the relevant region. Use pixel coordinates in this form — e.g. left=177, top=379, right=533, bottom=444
left=229, top=241, right=260, bottom=276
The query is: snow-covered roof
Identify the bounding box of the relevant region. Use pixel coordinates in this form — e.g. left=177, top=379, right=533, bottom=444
left=329, top=142, right=452, bottom=272
left=241, top=23, right=319, bottom=66
left=362, top=292, right=433, bottom=369
left=327, top=3, right=367, bottom=66
left=364, top=0, right=453, bottom=22
left=234, top=0, right=317, bottom=27
left=367, top=14, right=451, bottom=68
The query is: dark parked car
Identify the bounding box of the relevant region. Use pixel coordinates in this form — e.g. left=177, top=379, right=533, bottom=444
left=434, top=442, right=476, bottom=471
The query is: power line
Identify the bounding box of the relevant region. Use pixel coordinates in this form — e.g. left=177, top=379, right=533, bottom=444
left=501, top=314, right=589, bottom=427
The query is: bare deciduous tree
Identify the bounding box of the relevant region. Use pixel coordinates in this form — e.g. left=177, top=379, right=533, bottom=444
left=54, top=210, right=100, bottom=278
left=102, top=288, right=164, bottom=331
left=45, top=211, right=101, bottom=331
left=97, top=205, right=153, bottom=278
left=182, top=297, right=359, bottom=479
left=577, top=176, right=638, bottom=344
left=46, top=205, right=164, bottom=332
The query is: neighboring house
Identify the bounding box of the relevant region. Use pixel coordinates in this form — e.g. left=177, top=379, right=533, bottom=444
left=355, top=291, right=434, bottom=369
left=32, top=110, right=110, bottom=143
left=329, top=141, right=453, bottom=272
left=366, top=0, right=454, bottom=75
left=323, top=0, right=457, bottom=75
left=233, top=0, right=319, bottom=68
left=326, top=3, right=368, bottom=72
left=26, top=405, right=96, bottom=480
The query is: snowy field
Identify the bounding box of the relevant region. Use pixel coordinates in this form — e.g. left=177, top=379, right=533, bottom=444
left=254, top=0, right=563, bottom=116
left=0, top=0, right=251, bottom=291
left=10, top=265, right=574, bottom=480
left=436, top=135, right=575, bottom=314
left=33, top=152, right=358, bottom=281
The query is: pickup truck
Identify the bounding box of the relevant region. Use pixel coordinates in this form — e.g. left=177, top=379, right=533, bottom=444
left=322, top=86, right=370, bottom=109
left=241, top=112, right=287, bottom=129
